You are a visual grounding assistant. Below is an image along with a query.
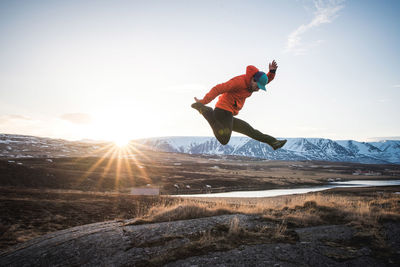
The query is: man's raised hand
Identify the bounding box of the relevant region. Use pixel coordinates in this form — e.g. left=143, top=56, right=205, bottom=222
left=269, top=60, right=278, bottom=71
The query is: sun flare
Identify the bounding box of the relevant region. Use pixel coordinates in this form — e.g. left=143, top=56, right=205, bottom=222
left=114, top=137, right=131, bottom=148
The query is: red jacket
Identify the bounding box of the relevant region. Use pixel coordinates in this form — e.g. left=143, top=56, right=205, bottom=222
left=200, top=65, right=275, bottom=115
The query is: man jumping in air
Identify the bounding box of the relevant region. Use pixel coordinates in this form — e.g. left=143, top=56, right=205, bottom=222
left=191, top=60, right=287, bottom=150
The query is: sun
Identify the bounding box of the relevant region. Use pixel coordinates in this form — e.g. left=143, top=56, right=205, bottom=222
left=113, top=137, right=131, bottom=148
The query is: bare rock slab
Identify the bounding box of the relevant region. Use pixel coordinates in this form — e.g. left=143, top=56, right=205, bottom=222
left=0, top=214, right=257, bottom=266
left=1, top=215, right=399, bottom=266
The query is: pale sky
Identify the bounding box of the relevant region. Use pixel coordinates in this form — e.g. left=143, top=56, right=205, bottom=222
left=1, top=0, right=400, bottom=143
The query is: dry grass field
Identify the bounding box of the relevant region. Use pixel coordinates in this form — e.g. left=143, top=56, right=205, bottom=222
left=132, top=187, right=400, bottom=266
left=1, top=152, right=399, bottom=256
left=1, top=185, right=399, bottom=253
left=1, top=152, right=399, bottom=194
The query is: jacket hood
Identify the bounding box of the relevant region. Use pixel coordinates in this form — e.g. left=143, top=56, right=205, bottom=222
left=245, top=65, right=260, bottom=86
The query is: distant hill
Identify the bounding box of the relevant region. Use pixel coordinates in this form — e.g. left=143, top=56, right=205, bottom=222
left=0, top=133, right=108, bottom=158
left=1, top=133, right=399, bottom=164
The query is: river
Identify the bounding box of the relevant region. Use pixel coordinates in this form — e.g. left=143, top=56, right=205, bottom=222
left=177, top=180, right=400, bottom=198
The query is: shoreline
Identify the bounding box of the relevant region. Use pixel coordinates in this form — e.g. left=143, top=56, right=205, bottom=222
left=170, top=179, right=400, bottom=198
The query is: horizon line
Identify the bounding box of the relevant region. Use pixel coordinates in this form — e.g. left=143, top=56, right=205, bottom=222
left=1, top=132, right=400, bottom=143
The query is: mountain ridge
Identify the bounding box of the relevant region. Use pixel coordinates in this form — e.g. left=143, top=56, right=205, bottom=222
left=1, top=133, right=399, bottom=164
left=138, top=136, right=400, bottom=164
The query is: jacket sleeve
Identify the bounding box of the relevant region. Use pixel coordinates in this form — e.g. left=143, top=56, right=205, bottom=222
left=200, top=77, right=238, bottom=105
left=267, top=71, right=276, bottom=84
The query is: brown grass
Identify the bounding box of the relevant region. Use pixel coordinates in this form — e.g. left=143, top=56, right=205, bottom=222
left=1, top=186, right=399, bottom=253
left=130, top=192, right=400, bottom=228
left=136, top=215, right=297, bottom=266
left=131, top=192, right=400, bottom=266
left=130, top=204, right=233, bottom=225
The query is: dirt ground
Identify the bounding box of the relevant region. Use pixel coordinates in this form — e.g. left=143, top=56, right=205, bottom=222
left=0, top=187, right=174, bottom=250
left=1, top=185, right=399, bottom=252
left=1, top=153, right=399, bottom=194
left=1, top=153, right=399, bottom=252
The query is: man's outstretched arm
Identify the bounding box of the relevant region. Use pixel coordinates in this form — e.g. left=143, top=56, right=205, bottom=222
left=194, top=78, right=238, bottom=105
left=267, top=60, right=278, bottom=84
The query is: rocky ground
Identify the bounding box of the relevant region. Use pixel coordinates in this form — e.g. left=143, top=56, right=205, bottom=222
left=1, top=212, right=399, bottom=266
left=1, top=152, right=399, bottom=266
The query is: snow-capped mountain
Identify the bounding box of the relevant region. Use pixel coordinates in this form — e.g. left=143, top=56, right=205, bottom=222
left=1, top=133, right=399, bottom=164
left=139, top=136, right=400, bottom=164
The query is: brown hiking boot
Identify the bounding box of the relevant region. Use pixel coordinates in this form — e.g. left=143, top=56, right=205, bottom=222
left=191, top=102, right=212, bottom=114
left=271, top=139, right=287, bottom=150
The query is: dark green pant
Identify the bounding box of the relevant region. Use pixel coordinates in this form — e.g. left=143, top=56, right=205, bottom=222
left=202, top=107, right=277, bottom=146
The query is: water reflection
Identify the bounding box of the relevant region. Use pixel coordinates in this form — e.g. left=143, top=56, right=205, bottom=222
left=177, top=180, right=400, bottom=198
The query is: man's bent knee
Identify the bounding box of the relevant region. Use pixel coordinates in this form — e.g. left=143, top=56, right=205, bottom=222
left=214, top=127, right=232, bottom=145
left=217, top=136, right=230, bottom=145
left=217, top=130, right=231, bottom=145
